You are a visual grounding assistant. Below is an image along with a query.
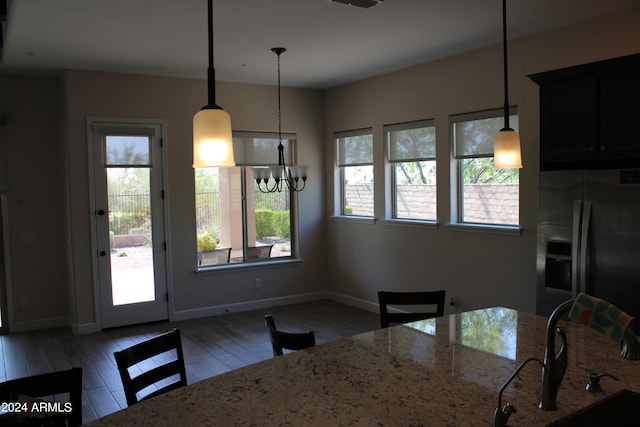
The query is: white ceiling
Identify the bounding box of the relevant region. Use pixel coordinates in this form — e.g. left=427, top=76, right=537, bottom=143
left=1, top=0, right=638, bottom=89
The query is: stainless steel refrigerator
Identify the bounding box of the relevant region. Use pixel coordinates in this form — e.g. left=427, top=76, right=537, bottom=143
left=537, top=169, right=640, bottom=332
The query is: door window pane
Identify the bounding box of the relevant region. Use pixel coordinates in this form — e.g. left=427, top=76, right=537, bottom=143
left=107, top=166, right=155, bottom=305
left=106, top=136, right=151, bottom=166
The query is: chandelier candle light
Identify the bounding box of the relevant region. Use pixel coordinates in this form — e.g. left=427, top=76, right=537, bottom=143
left=253, top=47, right=308, bottom=193
left=493, top=0, right=522, bottom=169
left=193, top=0, right=235, bottom=168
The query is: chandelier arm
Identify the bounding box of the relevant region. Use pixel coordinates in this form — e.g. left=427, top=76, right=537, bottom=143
left=256, top=178, right=280, bottom=194
left=290, top=178, right=306, bottom=193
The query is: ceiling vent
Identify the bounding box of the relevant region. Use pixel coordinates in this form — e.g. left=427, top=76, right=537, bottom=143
left=331, top=0, right=383, bottom=8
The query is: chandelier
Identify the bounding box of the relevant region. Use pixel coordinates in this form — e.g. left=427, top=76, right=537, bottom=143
left=253, top=47, right=308, bottom=193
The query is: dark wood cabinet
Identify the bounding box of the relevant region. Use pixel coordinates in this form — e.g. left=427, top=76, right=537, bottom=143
left=530, top=53, right=640, bottom=170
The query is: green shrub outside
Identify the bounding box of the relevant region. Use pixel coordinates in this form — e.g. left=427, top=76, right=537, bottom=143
left=272, top=211, right=290, bottom=238
left=197, top=231, right=219, bottom=251
left=109, top=211, right=150, bottom=235
left=345, top=205, right=353, bottom=215
left=255, top=210, right=275, bottom=239
left=256, top=210, right=290, bottom=239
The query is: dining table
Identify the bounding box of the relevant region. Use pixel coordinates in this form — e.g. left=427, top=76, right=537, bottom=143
left=85, top=306, right=640, bottom=426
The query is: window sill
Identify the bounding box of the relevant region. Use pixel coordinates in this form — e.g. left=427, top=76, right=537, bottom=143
left=330, top=215, right=376, bottom=225
left=380, top=219, right=438, bottom=230
left=445, top=222, right=522, bottom=236
left=196, top=257, right=304, bottom=274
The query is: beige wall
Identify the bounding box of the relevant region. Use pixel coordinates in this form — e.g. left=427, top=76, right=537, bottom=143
left=61, top=71, right=326, bottom=330
left=1, top=6, right=639, bottom=332
left=1, top=69, right=325, bottom=332
left=0, top=74, right=68, bottom=327
left=323, top=7, right=640, bottom=314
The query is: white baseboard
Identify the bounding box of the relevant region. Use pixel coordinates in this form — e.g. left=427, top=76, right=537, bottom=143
left=9, top=292, right=376, bottom=334
left=326, top=291, right=379, bottom=313
left=71, top=322, right=99, bottom=335
left=11, top=316, right=68, bottom=333
left=171, top=291, right=330, bottom=322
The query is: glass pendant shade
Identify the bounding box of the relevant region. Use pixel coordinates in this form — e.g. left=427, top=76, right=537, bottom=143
left=193, top=107, right=234, bottom=168
left=494, top=128, right=522, bottom=169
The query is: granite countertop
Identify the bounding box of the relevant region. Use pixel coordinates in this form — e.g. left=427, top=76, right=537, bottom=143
left=86, top=307, right=640, bottom=426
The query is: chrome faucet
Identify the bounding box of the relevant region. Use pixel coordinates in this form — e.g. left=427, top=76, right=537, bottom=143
left=539, top=298, right=640, bottom=411
left=493, top=357, right=546, bottom=427
left=539, top=299, right=572, bottom=410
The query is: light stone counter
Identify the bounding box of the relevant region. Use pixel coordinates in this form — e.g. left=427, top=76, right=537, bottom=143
left=86, top=307, right=640, bottom=426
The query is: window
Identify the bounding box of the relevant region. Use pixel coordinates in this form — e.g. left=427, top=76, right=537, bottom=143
left=385, top=119, right=436, bottom=221
left=335, top=129, right=373, bottom=216
left=451, top=108, right=519, bottom=226
left=195, top=132, right=296, bottom=268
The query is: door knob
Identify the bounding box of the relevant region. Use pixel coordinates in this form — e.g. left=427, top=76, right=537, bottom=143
left=100, top=251, right=107, bottom=256
left=97, top=209, right=106, bottom=216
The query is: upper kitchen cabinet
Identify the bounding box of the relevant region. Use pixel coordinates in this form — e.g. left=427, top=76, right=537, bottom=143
left=530, top=53, right=640, bottom=170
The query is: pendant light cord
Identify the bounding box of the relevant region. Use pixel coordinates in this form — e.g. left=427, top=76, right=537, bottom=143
left=502, top=0, right=510, bottom=130
left=207, top=0, right=216, bottom=107
left=277, top=50, right=282, bottom=146
left=273, top=48, right=286, bottom=167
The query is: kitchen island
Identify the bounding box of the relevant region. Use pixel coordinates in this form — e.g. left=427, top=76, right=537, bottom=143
left=86, top=307, right=640, bottom=426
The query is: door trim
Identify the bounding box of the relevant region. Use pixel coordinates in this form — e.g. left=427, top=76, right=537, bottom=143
left=87, top=117, right=173, bottom=330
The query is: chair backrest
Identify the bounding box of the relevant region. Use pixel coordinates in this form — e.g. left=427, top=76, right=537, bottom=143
left=199, top=247, right=231, bottom=266
left=378, top=290, right=446, bottom=328
left=265, top=314, right=315, bottom=357
left=114, top=328, right=187, bottom=406
left=0, top=367, right=83, bottom=427
left=248, top=245, right=273, bottom=259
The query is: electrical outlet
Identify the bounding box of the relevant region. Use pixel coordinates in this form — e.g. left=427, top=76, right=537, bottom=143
left=255, top=278, right=262, bottom=289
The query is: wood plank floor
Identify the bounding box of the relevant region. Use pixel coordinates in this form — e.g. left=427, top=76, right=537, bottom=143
left=0, top=299, right=379, bottom=424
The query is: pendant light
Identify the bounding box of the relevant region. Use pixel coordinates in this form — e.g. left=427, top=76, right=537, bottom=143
left=193, top=0, right=234, bottom=168
left=253, top=47, right=308, bottom=193
left=494, top=0, right=522, bottom=169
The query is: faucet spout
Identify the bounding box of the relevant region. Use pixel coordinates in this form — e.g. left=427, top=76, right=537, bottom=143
left=540, top=299, right=573, bottom=410
left=493, top=357, right=546, bottom=427
left=621, top=327, right=640, bottom=360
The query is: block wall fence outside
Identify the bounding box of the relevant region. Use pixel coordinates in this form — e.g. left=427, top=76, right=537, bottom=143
left=345, top=184, right=519, bottom=224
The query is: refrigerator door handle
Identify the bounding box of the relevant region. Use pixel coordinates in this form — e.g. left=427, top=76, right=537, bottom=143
left=579, top=201, right=593, bottom=294
left=571, top=200, right=582, bottom=298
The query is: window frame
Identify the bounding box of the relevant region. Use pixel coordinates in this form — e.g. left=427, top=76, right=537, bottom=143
left=334, top=128, right=374, bottom=218
left=195, top=131, right=300, bottom=271
left=384, top=119, right=437, bottom=224
left=450, top=107, right=521, bottom=232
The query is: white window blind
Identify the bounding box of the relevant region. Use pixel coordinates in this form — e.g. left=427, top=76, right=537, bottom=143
left=336, top=129, right=373, bottom=167
left=452, top=107, right=518, bottom=159
left=232, top=131, right=295, bottom=166
left=386, top=119, right=436, bottom=162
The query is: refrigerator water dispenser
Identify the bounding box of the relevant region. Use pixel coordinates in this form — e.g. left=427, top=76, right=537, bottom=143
left=545, top=241, right=572, bottom=291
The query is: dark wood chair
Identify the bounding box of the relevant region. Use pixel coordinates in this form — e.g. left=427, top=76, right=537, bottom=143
left=0, top=367, right=83, bottom=427
left=378, top=290, right=446, bottom=328
left=264, top=314, right=315, bottom=357
left=114, top=328, right=187, bottom=406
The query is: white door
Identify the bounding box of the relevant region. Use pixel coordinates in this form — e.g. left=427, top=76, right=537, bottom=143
left=90, top=120, right=168, bottom=328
